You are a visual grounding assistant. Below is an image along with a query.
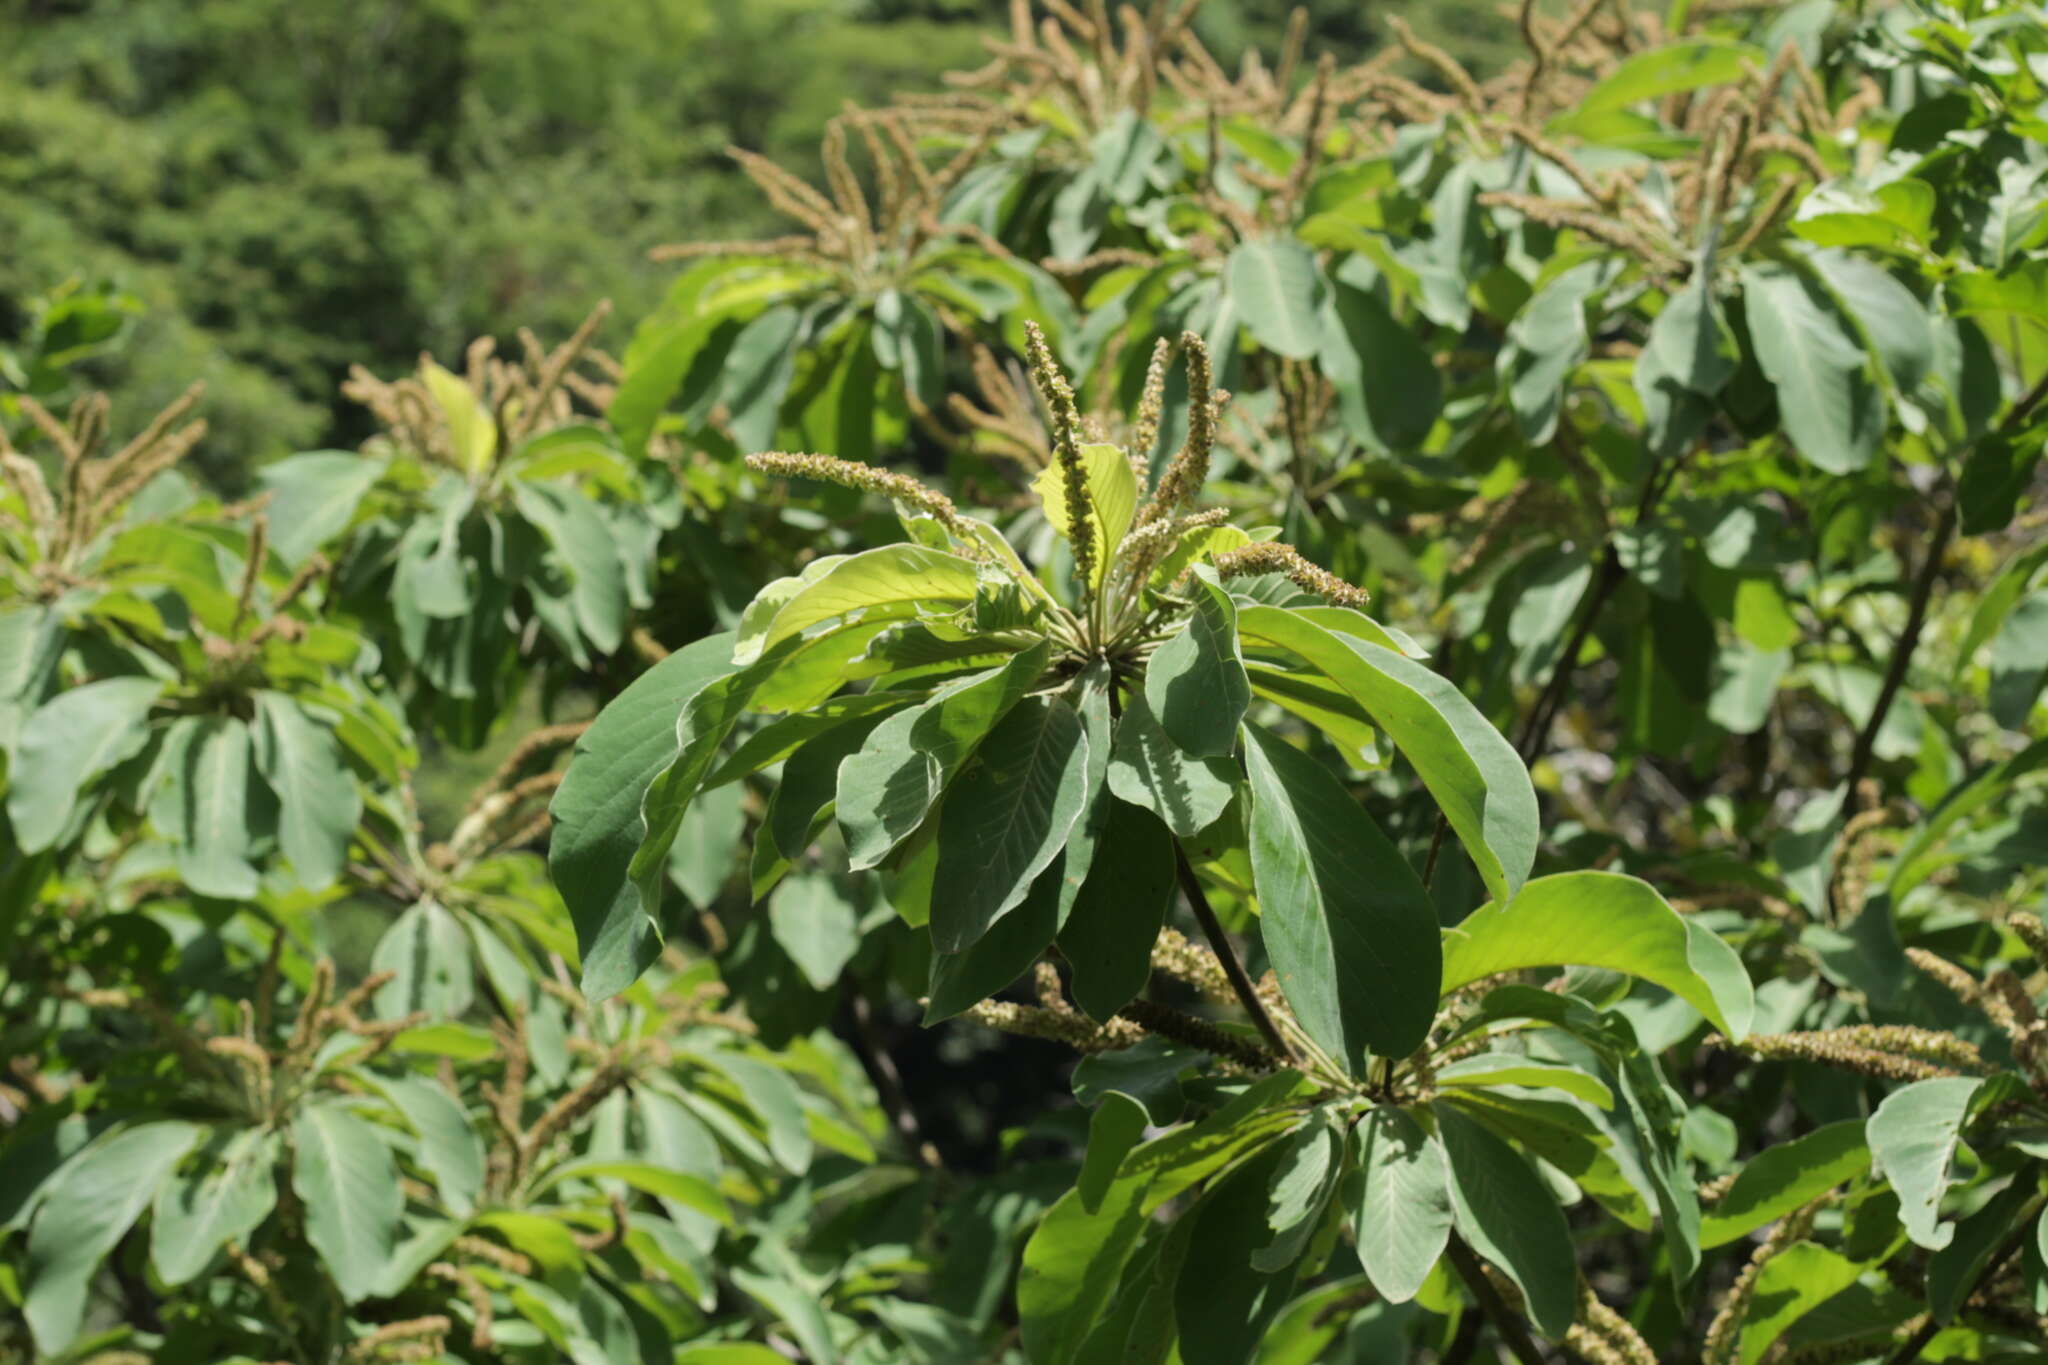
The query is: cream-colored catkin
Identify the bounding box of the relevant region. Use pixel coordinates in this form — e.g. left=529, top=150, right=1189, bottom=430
left=1023, top=322, right=1098, bottom=590
left=1209, top=542, right=1371, bottom=610
left=1138, top=332, right=1215, bottom=524
left=747, top=451, right=970, bottom=541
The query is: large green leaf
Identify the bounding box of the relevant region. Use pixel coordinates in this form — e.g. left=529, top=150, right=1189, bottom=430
left=22, top=1120, right=200, bottom=1353
left=1576, top=39, right=1760, bottom=113
left=1105, top=692, right=1239, bottom=838
left=251, top=691, right=358, bottom=891
left=1435, top=1106, right=1577, bottom=1340
left=7, top=676, right=161, bottom=852
left=1243, top=724, right=1440, bottom=1067
left=150, top=1126, right=278, bottom=1287
left=1700, top=1120, right=1869, bottom=1248
left=733, top=543, right=981, bottom=665
left=1732, top=1242, right=1863, bottom=1365
left=177, top=716, right=263, bottom=899
left=1740, top=262, right=1885, bottom=474
left=1057, top=798, right=1175, bottom=1021
left=377, top=1075, right=485, bottom=1216
left=293, top=1100, right=403, bottom=1303
left=256, top=450, right=382, bottom=563
left=1321, top=280, right=1441, bottom=451
left=1498, top=261, right=1602, bottom=443
left=1019, top=1172, right=1152, bottom=1365
left=549, top=635, right=739, bottom=993
left=1353, top=1107, right=1453, bottom=1303
left=370, top=898, right=475, bottom=1021
left=512, top=478, right=630, bottom=654
left=930, top=695, right=1093, bottom=953
left=837, top=643, right=1049, bottom=870
left=1866, top=1076, right=1982, bottom=1251
left=1253, top=1110, right=1344, bottom=1274
left=1227, top=237, right=1325, bottom=359
left=767, top=872, right=861, bottom=990
left=1237, top=606, right=1536, bottom=905
left=1440, top=871, right=1754, bottom=1040
left=1174, top=1141, right=1305, bottom=1364
left=1146, top=570, right=1250, bottom=759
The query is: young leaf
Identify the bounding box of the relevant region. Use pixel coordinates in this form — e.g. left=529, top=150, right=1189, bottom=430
left=150, top=1126, right=279, bottom=1287
left=421, top=360, right=497, bottom=472
left=550, top=633, right=737, bottom=998
left=1105, top=692, right=1238, bottom=838
left=1866, top=1076, right=1983, bottom=1251
left=292, top=1101, right=403, bottom=1303
left=1057, top=798, right=1175, bottom=1021
left=732, top=543, right=982, bottom=665
left=22, top=1121, right=201, bottom=1354
left=1031, top=442, right=1138, bottom=574
left=1435, top=1106, right=1578, bottom=1340
left=7, top=676, right=162, bottom=852
left=929, top=695, right=1093, bottom=953
left=1237, top=606, right=1536, bottom=905
left=1243, top=724, right=1441, bottom=1066
left=1440, top=871, right=1754, bottom=1041
left=1144, top=570, right=1250, bottom=759
left=251, top=692, right=359, bottom=891
left=1435, top=1054, right=1615, bottom=1110
left=1354, top=1108, right=1453, bottom=1304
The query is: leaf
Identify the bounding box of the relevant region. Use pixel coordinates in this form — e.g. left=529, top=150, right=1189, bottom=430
left=1700, top=1120, right=1870, bottom=1248
left=1057, top=798, right=1176, bottom=1021
left=1739, top=262, right=1885, bottom=474
left=1105, top=692, right=1239, bottom=838
left=1866, top=1076, right=1983, bottom=1251
left=1354, top=1108, right=1453, bottom=1303
left=1435, top=1054, right=1614, bottom=1109
left=1807, top=249, right=1934, bottom=401
left=421, top=360, right=497, bottom=473
left=1989, top=589, right=2048, bottom=729
left=7, top=676, right=161, bottom=852
left=371, top=898, right=475, bottom=1021
left=1958, top=432, right=2043, bottom=536
left=1441, top=871, right=1754, bottom=1041
left=251, top=691, right=358, bottom=891
left=1237, top=606, right=1537, bottom=906
left=549, top=633, right=737, bottom=1000
left=1145, top=572, right=1250, bottom=759
left=838, top=643, right=1049, bottom=870
left=377, top=1075, right=485, bottom=1216
left=1498, top=262, right=1603, bottom=443
left=22, top=1120, right=200, bottom=1354
left=720, top=304, right=803, bottom=452
left=1078, top=1092, right=1150, bottom=1214
left=930, top=696, right=1093, bottom=953
left=1019, top=1176, right=1152, bottom=1365
left=512, top=479, right=629, bottom=655
left=1435, top=1106, right=1578, bottom=1340
left=1252, top=1111, right=1344, bottom=1273
left=1243, top=724, right=1441, bottom=1067
left=733, top=543, right=982, bottom=665
left=733, top=1261, right=842, bottom=1365
left=292, top=1100, right=402, bottom=1303
left=1032, top=442, right=1139, bottom=578
left=256, top=450, right=382, bottom=563
left=1321, top=280, right=1441, bottom=451
left=767, top=872, right=861, bottom=990
left=1577, top=39, right=1761, bottom=112
left=1732, top=1242, right=1863, bottom=1365
left=1646, top=276, right=1737, bottom=396
left=1227, top=236, right=1326, bottom=359
left=150, top=1126, right=278, bottom=1287
left=177, top=716, right=262, bottom=899
left=532, top=1160, right=730, bottom=1224
left=1174, top=1141, right=1305, bottom=1363
left=1926, top=1178, right=2033, bottom=1324
left=695, top=1050, right=812, bottom=1174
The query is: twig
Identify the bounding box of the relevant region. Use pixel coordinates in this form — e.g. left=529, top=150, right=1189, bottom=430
left=1174, top=843, right=1295, bottom=1062
left=1446, top=1234, right=1551, bottom=1365
left=845, top=989, right=941, bottom=1171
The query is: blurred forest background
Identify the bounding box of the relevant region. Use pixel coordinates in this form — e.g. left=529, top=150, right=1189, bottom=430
left=0, top=0, right=1516, bottom=491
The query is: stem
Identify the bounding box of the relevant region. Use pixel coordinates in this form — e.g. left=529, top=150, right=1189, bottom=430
left=1841, top=494, right=1953, bottom=813
left=1446, top=1233, right=1551, bottom=1365
left=844, top=988, right=941, bottom=1171
left=1514, top=549, right=1625, bottom=763
left=1173, top=843, right=1296, bottom=1063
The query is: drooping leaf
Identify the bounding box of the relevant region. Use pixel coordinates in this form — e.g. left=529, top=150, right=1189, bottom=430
left=1057, top=798, right=1176, bottom=1021
left=251, top=691, right=359, bottom=891
left=1435, top=1054, right=1614, bottom=1109
left=1440, top=871, right=1754, bottom=1040
left=22, top=1121, right=200, bottom=1353
left=732, top=543, right=982, bottom=665
left=512, top=478, right=630, bottom=655
left=1866, top=1076, right=1983, bottom=1251
left=371, top=898, right=475, bottom=1021
left=929, top=695, right=1093, bottom=953
left=1174, top=1141, right=1306, bottom=1364
left=1321, top=280, right=1441, bottom=451
left=292, top=1100, right=403, bottom=1303
left=150, top=1126, right=278, bottom=1287
left=1739, top=262, right=1885, bottom=474
left=1105, top=692, right=1239, bottom=838
left=1498, top=261, right=1603, bottom=443
left=1243, top=724, right=1440, bottom=1067
left=1237, top=607, right=1536, bottom=905
left=1252, top=1110, right=1344, bottom=1274
left=1145, top=569, right=1250, bottom=759
left=1353, top=1107, right=1453, bottom=1303
left=1435, top=1106, right=1578, bottom=1340
left=7, top=676, right=162, bottom=852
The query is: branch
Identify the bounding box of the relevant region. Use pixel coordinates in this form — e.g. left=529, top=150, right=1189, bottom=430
left=1446, top=1233, right=1551, bottom=1365
left=844, top=988, right=941, bottom=1171
left=1173, top=843, right=1296, bottom=1063
left=1842, top=494, right=1953, bottom=811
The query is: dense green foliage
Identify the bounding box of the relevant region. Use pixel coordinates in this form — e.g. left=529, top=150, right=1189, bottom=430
left=7, top=1, right=2048, bottom=1363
